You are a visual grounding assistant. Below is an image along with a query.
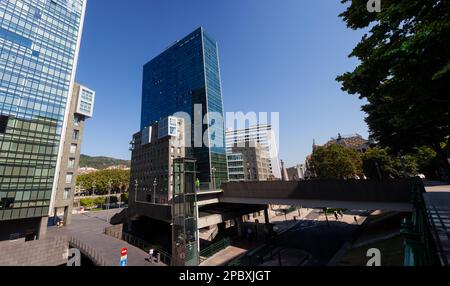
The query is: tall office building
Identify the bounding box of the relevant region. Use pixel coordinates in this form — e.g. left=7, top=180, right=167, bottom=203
left=52, top=83, right=94, bottom=226
left=129, top=116, right=185, bottom=206
left=140, top=27, right=228, bottom=189
left=0, top=0, right=87, bottom=240
left=226, top=125, right=282, bottom=179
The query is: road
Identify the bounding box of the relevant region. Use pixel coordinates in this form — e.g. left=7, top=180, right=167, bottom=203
left=247, top=210, right=367, bottom=266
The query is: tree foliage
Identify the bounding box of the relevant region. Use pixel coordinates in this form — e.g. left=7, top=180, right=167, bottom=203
left=362, top=147, right=418, bottom=179
left=310, top=144, right=363, bottom=179
left=337, top=0, right=450, bottom=178
left=76, top=169, right=130, bottom=195
left=80, top=198, right=95, bottom=209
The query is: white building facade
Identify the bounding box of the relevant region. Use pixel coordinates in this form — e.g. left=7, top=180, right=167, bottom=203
left=226, top=124, right=281, bottom=179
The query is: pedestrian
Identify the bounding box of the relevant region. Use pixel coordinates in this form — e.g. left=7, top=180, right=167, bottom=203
left=148, top=248, right=154, bottom=263
left=339, top=210, right=344, bottom=218
left=195, top=178, right=201, bottom=191
left=334, top=211, right=339, bottom=221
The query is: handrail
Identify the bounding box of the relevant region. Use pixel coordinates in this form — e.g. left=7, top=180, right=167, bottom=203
left=401, top=179, right=441, bottom=266
left=200, top=237, right=231, bottom=258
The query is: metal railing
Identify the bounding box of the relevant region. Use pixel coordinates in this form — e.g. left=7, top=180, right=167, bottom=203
left=199, top=237, right=231, bottom=262
left=121, top=232, right=171, bottom=265
left=401, top=179, right=441, bottom=266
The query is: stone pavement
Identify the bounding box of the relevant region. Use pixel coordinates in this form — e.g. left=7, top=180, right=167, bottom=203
left=48, top=209, right=164, bottom=266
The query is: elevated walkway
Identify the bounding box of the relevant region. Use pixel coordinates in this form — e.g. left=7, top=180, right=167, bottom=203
left=220, top=179, right=416, bottom=211
left=423, top=183, right=450, bottom=266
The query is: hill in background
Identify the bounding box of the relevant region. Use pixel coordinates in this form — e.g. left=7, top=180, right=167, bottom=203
left=79, top=154, right=131, bottom=170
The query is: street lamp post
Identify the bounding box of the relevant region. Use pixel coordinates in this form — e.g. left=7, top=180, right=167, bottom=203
left=211, top=167, right=217, bottom=190
left=134, top=179, right=138, bottom=204
left=153, top=178, right=157, bottom=204
left=106, top=180, right=112, bottom=223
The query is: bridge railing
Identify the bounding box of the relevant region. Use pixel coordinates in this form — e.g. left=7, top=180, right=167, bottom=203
left=199, top=237, right=232, bottom=263
left=401, top=179, right=442, bottom=266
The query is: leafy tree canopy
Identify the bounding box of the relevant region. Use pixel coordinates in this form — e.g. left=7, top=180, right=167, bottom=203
left=76, top=169, right=130, bottom=195
left=310, top=144, right=363, bottom=179
left=337, top=0, right=450, bottom=178
left=362, top=147, right=418, bottom=179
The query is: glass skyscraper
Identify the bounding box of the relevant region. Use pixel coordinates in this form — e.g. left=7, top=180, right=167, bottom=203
left=0, top=0, right=86, bottom=239
left=141, top=27, right=228, bottom=189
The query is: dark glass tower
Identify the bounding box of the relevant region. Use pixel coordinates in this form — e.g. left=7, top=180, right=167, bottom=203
left=141, top=27, right=228, bottom=188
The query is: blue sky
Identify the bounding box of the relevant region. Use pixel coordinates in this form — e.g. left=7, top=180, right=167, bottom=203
left=75, top=0, right=369, bottom=167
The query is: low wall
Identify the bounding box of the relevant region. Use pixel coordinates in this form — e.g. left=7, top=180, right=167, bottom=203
left=0, top=235, right=69, bottom=266
left=104, top=224, right=123, bottom=240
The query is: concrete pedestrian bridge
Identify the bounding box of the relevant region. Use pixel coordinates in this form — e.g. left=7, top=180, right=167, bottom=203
left=219, top=179, right=416, bottom=212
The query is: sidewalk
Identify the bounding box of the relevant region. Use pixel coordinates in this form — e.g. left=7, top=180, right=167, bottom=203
left=48, top=210, right=165, bottom=266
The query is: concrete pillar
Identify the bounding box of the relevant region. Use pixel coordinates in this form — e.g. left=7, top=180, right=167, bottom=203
left=63, top=206, right=72, bottom=226
left=38, top=217, right=48, bottom=240
left=264, top=207, right=270, bottom=225
left=235, top=217, right=243, bottom=237
left=218, top=222, right=226, bottom=232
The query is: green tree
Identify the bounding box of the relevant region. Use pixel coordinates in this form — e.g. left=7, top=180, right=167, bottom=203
left=414, top=146, right=441, bottom=178
left=93, top=197, right=105, bottom=206
left=80, top=198, right=94, bottom=209
left=310, top=144, right=363, bottom=179
left=76, top=169, right=130, bottom=194
left=337, top=0, right=450, bottom=179
left=120, top=192, right=129, bottom=204
left=362, top=147, right=420, bottom=179
left=362, top=147, right=400, bottom=179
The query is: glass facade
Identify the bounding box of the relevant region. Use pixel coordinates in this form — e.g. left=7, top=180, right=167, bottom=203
left=141, top=27, right=228, bottom=188
left=0, top=0, right=86, bottom=221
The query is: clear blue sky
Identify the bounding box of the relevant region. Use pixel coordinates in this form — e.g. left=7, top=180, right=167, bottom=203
left=75, top=0, right=369, bottom=167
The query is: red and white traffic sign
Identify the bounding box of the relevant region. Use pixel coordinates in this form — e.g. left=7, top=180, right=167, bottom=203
left=121, top=248, right=128, bottom=257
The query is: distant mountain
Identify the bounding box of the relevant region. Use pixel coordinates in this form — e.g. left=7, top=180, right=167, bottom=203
left=79, top=155, right=131, bottom=170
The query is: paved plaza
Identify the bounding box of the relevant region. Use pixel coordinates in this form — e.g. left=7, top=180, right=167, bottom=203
left=48, top=209, right=164, bottom=266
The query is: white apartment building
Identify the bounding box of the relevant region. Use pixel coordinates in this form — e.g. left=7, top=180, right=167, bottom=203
left=226, top=124, right=282, bottom=179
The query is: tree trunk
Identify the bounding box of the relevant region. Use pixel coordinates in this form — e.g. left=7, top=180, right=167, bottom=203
left=431, top=141, right=450, bottom=182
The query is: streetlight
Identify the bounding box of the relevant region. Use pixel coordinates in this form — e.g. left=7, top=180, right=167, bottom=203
left=106, top=180, right=112, bottom=223
left=153, top=177, right=158, bottom=204
left=211, top=167, right=217, bottom=190
left=134, top=179, right=139, bottom=203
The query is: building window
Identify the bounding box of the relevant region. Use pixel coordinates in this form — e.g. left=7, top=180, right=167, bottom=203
left=73, top=130, right=79, bottom=141
left=63, top=188, right=71, bottom=200
left=66, top=173, right=73, bottom=184
left=70, top=144, right=77, bottom=154
left=68, top=158, right=75, bottom=169
left=0, top=115, right=8, bottom=133
left=74, top=115, right=81, bottom=127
